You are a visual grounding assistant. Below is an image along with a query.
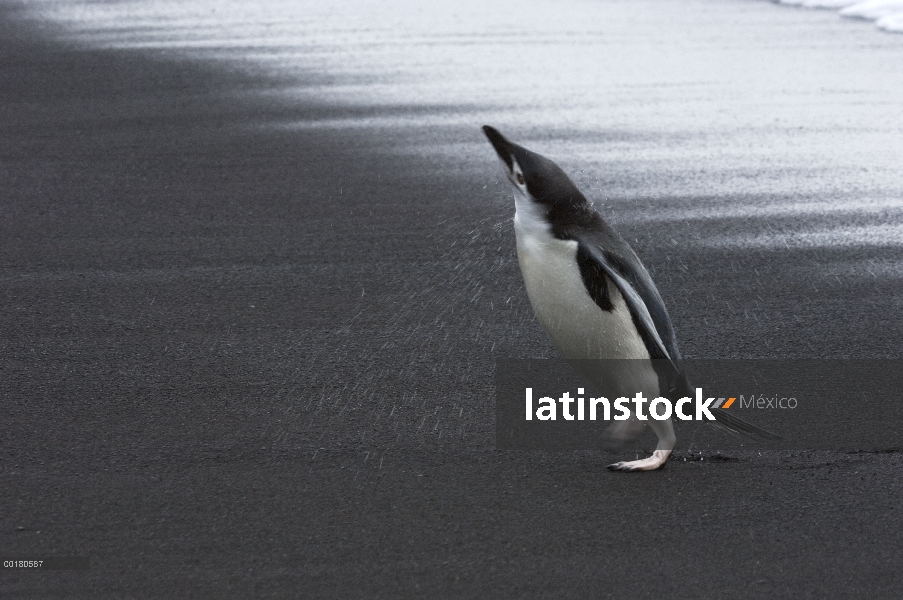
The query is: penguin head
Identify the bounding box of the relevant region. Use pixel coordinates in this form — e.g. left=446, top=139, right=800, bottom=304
left=482, top=125, right=592, bottom=229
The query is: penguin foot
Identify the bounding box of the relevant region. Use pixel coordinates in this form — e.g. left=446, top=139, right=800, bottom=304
left=606, top=449, right=671, bottom=472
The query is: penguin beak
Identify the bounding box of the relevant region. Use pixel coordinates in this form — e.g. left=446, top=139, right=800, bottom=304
left=482, top=125, right=514, bottom=174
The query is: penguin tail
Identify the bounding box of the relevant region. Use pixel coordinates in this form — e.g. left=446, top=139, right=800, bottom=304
left=671, top=371, right=782, bottom=441
left=710, top=408, right=783, bottom=441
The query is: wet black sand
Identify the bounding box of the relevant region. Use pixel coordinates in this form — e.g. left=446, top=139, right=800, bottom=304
left=2, top=4, right=903, bottom=598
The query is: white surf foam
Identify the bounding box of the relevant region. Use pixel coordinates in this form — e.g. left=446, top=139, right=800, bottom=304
left=778, top=1, right=856, bottom=8
left=877, top=13, right=903, bottom=29
left=840, top=0, right=903, bottom=19
left=779, top=0, right=903, bottom=32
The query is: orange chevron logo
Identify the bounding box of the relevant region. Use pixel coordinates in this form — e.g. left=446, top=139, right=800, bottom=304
left=713, top=397, right=736, bottom=409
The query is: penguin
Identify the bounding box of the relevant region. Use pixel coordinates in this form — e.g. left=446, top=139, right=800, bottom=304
left=482, top=125, right=778, bottom=471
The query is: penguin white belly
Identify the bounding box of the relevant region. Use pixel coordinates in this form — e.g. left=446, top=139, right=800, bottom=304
left=515, top=227, right=651, bottom=361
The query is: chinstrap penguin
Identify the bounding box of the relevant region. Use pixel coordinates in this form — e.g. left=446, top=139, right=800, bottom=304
left=482, top=125, right=778, bottom=471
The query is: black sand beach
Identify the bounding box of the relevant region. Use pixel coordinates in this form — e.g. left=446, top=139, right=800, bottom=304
left=2, top=1, right=903, bottom=597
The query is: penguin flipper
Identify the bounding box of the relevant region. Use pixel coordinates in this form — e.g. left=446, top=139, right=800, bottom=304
left=574, top=236, right=675, bottom=365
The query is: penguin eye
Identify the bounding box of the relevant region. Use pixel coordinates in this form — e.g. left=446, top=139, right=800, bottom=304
left=516, top=173, right=525, bottom=185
